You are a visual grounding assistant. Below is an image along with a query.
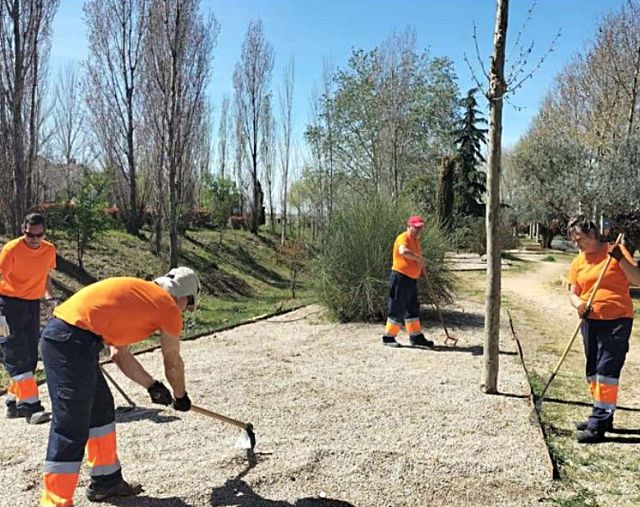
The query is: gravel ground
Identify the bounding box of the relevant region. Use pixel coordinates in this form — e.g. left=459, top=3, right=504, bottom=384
left=1, top=303, right=552, bottom=507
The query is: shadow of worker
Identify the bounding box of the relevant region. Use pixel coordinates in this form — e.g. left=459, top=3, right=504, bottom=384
left=210, top=452, right=354, bottom=507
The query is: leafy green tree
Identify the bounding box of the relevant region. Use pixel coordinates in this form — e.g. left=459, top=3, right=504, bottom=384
left=62, top=172, right=112, bottom=268
left=453, top=88, right=487, bottom=218
left=201, top=174, right=240, bottom=244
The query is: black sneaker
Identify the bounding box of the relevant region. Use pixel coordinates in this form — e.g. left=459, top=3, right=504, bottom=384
left=382, top=336, right=400, bottom=347
left=576, top=428, right=605, bottom=444
left=575, top=419, right=613, bottom=432
left=409, top=333, right=434, bottom=348
left=86, top=479, right=143, bottom=502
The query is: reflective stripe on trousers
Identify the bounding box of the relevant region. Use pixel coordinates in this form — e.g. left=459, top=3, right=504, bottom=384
left=581, top=317, right=632, bottom=431
left=40, top=318, right=122, bottom=506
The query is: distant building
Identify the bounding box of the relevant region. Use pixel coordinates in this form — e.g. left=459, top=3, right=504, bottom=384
left=34, top=157, right=87, bottom=203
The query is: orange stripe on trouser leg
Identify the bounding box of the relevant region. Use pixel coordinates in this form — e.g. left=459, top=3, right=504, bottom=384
left=86, top=431, right=118, bottom=469
left=588, top=380, right=596, bottom=399
left=7, top=379, right=17, bottom=398
left=594, top=382, right=619, bottom=406
left=405, top=320, right=421, bottom=334
left=385, top=320, right=401, bottom=337
left=41, top=473, right=78, bottom=507
left=15, top=376, right=38, bottom=402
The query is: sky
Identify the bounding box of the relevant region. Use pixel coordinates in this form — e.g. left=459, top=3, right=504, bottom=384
left=50, top=0, right=626, bottom=154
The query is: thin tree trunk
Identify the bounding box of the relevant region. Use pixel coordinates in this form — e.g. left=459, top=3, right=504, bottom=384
left=483, top=0, right=508, bottom=394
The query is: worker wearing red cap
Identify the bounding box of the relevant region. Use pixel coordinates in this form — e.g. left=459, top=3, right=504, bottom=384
left=382, top=215, right=434, bottom=347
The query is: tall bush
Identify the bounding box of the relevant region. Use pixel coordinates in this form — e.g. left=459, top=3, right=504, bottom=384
left=316, top=196, right=455, bottom=322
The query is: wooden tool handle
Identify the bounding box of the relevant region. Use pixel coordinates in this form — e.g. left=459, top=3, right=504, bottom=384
left=190, top=404, right=249, bottom=430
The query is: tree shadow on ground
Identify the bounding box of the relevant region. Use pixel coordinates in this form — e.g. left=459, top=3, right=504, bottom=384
left=52, top=255, right=98, bottom=298
left=108, top=496, right=193, bottom=507
left=114, top=406, right=180, bottom=424
left=543, top=397, right=640, bottom=413
left=234, top=245, right=287, bottom=289
left=210, top=451, right=354, bottom=507
left=420, top=308, right=484, bottom=330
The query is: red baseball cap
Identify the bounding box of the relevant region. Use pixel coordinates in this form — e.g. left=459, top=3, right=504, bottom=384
left=407, top=215, right=425, bottom=228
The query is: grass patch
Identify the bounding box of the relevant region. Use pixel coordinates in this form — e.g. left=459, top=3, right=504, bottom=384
left=542, top=255, right=557, bottom=262
left=0, top=227, right=313, bottom=389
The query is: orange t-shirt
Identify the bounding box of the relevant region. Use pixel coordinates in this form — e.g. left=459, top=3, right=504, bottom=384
left=568, top=243, right=635, bottom=320
left=54, top=277, right=183, bottom=346
left=0, top=237, right=56, bottom=300
left=391, top=231, right=422, bottom=280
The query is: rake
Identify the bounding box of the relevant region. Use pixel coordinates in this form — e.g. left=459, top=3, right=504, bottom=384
left=534, top=233, right=623, bottom=413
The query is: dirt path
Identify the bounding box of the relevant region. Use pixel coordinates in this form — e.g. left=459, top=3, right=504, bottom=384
left=0, top=302, right=554, bottom=507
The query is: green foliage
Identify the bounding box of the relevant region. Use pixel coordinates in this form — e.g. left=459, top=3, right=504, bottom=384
left=200, top=174, right=240, bottom=231
left=449, top=215, right=519, bottom=255
left=59, top=171, right=112, bottom=268
left=453, top=88, right=487, bottom=217
left=542, top=255, right=556, bottom=262
left=436, top=157, right=455, bottom=229
left=401, top=172, right=437, bottom=216
left=315, top=195, right=455, bottom=322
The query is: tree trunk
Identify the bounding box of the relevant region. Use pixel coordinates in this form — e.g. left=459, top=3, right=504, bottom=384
left=437, top=156, right=455, bottom=230
left=483, top=0, right=509, bottom=394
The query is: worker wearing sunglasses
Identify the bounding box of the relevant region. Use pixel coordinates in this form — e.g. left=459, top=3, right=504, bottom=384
left=0, top=212, right=57, bottom=426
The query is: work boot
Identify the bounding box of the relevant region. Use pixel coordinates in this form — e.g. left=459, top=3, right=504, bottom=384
left=15, top=402, right=50, bottom=424
left=5, top=402, right=18, bottom=419
left=85, top=479, right=143, bottom=502
left=575, top=419, right=613, bottom=432
left=576, top=428, right=605, bottom=444
left=409, top=333, right=434, bottom=348
left=382, top=336, right=400, bottom=347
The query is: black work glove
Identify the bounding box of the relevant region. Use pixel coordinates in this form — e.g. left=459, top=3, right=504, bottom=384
left=172, top=393, right=191, bottom=412
left=147, top=380, right=172, bottom=405
left=608, top=244, right=624, bottom=261
left=577, top=303, right=591, bottom=319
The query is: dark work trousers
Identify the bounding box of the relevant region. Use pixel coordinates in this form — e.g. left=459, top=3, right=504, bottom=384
left=387, top=271, right=419, bottom=324
left=0, top=296, right=41, bottom=407
left=41, top=318, right=122, bottom=492
left=581, top=317, right=632, bottom=432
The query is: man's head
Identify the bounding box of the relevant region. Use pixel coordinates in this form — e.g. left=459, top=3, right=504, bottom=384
left=154, top=267, right=201, bottom=312
left=406, top=215, right=425, bottom=238
left=567, top=215, right=600, bottom=253
left=22, top=213, right=46, bottom=249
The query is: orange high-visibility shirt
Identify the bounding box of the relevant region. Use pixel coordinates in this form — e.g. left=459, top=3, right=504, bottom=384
left=391, top=231, right=422, bottom=280
left=54, top=277, right=183, bottom=346
left=0, top=237, right=56, bottom=300
left=568, top=243, right=635, bottom=320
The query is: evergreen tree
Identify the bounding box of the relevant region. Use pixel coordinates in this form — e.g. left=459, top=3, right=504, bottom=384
left=453, top=88, right=488, bottom=217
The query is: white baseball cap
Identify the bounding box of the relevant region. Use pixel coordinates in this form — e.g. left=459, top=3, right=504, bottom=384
left=154, top=267, right=200, bottom=303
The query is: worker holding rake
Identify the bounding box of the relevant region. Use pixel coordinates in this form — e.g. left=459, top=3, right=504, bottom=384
left=567, top=216, right=640, bottom=443
left=382, top=215, right=434, bottom=348
left=39, top=267, right=199, bottom=506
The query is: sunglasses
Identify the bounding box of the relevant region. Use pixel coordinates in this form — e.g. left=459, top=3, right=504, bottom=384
left=25, top=231, right=45, bottom=239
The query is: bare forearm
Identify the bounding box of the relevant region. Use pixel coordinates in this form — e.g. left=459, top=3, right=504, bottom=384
left=164, top=356, right=186, bottom=398
left=618, top=258, right=640, bottom=286
left=45, top=275, right=54, bottom=299
left=112, top=348, right=154, bottom=389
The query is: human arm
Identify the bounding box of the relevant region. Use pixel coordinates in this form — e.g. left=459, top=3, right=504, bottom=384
left=159, top=330, right=186, bottom=399
left=569, top=283, right=590, bottom=318
left=110, top=345, right=155, bottom=389
left=609, top=245, right=640, bottom=286
left=398, top=244, right=425, bottom=266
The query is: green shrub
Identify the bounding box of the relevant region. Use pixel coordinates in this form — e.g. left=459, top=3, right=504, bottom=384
left=315, top=196, right=456, bottom=322
left=449, top=215, right=519, bottom=255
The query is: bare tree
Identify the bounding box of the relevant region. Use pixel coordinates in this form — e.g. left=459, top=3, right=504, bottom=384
left=233, top=19, right=274, bottom=235
left=260, top=94, right=276, bottom=232
left=84, top=0, right=148, bottom=235
left=0, top=0, right=59, bottom=234
left=52, top=63, right=84, bottom=164
left=217, top=94, right=230, bottom=178
left=483, top=0, right=509, bottom=393
left=279, top=58, right=294, bottom=244
left=145, top=0, right=217, bottom=267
